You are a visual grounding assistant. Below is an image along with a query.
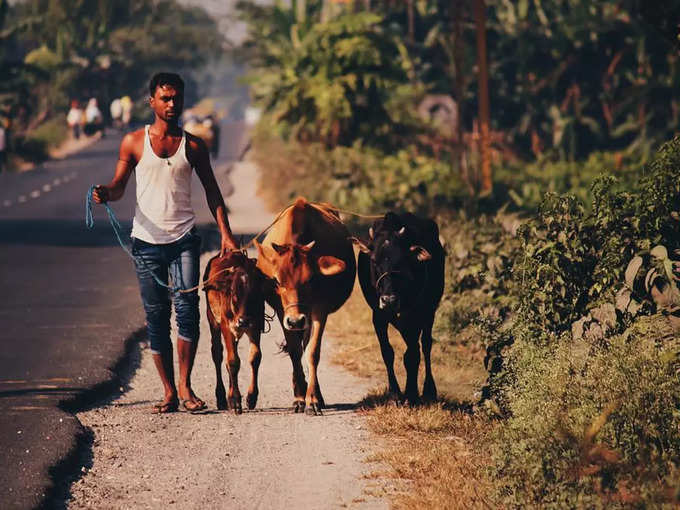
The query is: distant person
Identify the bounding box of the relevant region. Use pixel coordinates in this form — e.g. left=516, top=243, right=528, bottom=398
left=0, top=122, right=6, bottom=173
left=92, top=72, right=238, bottom=414
left=66, top=100, right=84, bottom=139
left=120, top=95, right=132, bottom=128
left=110, top=97, right=122, bottom=129
left=207, top=114, right=220, bottom=159
left=85, top=98, right=104, bottom=136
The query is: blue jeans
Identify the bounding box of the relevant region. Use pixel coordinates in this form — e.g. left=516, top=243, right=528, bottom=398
left=132, top=228, right=201, bottom=356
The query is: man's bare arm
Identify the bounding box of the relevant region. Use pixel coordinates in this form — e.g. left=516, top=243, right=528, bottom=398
left=189, top=134, right=238, bottom=252
left=92, top=133, right=138, bottom=203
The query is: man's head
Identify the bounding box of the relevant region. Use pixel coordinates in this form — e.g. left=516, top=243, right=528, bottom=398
left=149, top=72, right=184, bottom=123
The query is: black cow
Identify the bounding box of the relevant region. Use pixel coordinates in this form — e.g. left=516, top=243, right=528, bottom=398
left=351, top=212, right=445, bottom=405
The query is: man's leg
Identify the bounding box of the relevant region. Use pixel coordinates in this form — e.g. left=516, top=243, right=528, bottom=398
left=170, top=230, right=203, bottom=410
left=133, top=240, right=177, bottom=411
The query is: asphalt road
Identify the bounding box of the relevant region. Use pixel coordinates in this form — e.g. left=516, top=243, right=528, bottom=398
left=0, top=121, right=248, bottom=510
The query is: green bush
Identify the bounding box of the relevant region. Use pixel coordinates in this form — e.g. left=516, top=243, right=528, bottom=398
left=495, top=151, right=645, bottom=213
left=28, top=116, right=68, bottom=150
left=487, top=138, right=680, bottom=506
left=493, top=319, right=680, bottom=508
left=252, top=126, right=466, bottom=217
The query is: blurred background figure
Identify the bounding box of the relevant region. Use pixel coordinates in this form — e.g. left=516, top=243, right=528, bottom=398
left=84, top=98, right=104, bottom=136
left=110, top=97, right=122, bottom=129
left=66, top=100, right=83, bottom=139
left=0, top=120, right=6, bottom=173
left=182, top=105, right=220, bottom=159
left=120, top=95, right=132, bottom=129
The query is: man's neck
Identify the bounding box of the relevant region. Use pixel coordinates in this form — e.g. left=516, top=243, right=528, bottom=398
left=150, top=117, right=181, bottom=137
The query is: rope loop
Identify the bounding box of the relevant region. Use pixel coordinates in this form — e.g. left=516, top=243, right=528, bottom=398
left=85, top=188, right=388, bottom=296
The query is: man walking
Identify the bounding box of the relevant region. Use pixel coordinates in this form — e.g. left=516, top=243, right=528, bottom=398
left=92, top=72, right=238, bottom=413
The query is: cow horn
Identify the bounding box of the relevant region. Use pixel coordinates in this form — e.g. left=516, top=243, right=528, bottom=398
left=303, top=240, right=316, bottom=250
left=398, top=227, right=406, bottom=236
left=369, top=227, right=374, bottom=239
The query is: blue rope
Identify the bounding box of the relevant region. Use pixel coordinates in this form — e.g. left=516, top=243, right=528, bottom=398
left=85, top=185, right=180, bottom=292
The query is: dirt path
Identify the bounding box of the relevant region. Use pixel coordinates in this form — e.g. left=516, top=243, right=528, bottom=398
left=67, top=160, right=388, bottom=510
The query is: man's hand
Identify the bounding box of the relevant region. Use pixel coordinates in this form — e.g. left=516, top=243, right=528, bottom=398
left=220, top=236, right=239, bottom=257
left=92, top=185, right=109, bottom=204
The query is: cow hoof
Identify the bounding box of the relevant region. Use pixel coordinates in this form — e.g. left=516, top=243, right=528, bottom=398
left=305, top=403, right=323, bottom=416
left=293, top=401, right=306, bottom=413
left=216, top=397, right=228, bottom=411
left=404, top=396, right=422, bottom=407
left=422, top=391, right=437, bottom=404
left=229, top=398, right=243, bottom=414
left=246, top=392, right=258, bottom=410
left=386, top=391, right=403, bottom=407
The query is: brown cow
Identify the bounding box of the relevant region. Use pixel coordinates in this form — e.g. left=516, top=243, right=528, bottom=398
left=203, top=251, right=266, bottom=414
left=255, top=197, right=356, bottom=415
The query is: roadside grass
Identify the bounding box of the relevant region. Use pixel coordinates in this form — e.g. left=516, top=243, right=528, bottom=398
left=326, top=266, right=494, bottom=508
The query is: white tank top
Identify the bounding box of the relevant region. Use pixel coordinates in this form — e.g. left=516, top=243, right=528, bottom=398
left=131, top=126, right=195, bottom=244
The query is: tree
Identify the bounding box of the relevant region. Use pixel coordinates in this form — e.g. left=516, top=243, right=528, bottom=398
left=474, top=0, right=491, bottom=195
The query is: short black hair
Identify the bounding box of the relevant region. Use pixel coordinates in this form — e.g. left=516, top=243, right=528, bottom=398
left=149, top=72, right=184, bottom=97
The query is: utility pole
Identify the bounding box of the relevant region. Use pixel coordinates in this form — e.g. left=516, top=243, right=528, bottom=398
left=474, top=0, right=492, bottom=196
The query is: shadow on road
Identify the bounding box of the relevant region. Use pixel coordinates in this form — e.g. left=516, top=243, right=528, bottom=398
left=0, top=219, right=262, bottom=251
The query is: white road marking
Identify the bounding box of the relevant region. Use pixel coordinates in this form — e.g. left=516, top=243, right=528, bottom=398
left=2, top=200, right=11, bottom=207
left=42, top=184, right=52, bottom=192
left=53, top=178, right=61, bottom=186
left=29, top=190, right=40, bottom=199
left=17, top=195, right=27, bottom=203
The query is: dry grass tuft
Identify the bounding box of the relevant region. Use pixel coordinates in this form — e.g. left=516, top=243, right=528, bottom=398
left=364, top=407, right=496, bottom=509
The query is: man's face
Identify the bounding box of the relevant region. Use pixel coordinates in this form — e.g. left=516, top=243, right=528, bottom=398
left=149, top=85, right=184, bottom=123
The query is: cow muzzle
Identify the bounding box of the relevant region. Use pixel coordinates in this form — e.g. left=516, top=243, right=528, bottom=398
left=379, top=294, right=400, bottom=311
left=283, top=314, right=308, bottom=331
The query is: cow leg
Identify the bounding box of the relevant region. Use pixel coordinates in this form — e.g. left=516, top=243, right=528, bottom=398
left=272, top=301, right=308, bottom=412
left=246, top=329, right=262, bottom=410
left=373, top=312, right=402, bottom=403
left=221, top=323, right=242, bottom=414
left=401, top=324, right=422, bottom=407
left=421, top=312, right=438, bottom=403
left=305, top=315, right=327, bottom=416
left=286, top=330, right=308, bottom=413
left=209, top=314, right=228, bottom=410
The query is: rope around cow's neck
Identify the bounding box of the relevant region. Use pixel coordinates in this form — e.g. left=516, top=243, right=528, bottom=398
left=85, top=188, right=385, bottom=292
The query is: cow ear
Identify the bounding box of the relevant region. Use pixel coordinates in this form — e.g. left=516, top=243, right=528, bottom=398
left=317, top=256, right=346, bottom=276
left=349, top=237, right=371, bottom=254
left=410, top=245, right=431, bottom=262
left=271, top=242, right=289, bottom=255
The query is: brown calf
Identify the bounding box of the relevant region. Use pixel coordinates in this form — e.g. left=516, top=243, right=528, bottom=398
left=203, top=251, right=266, bottom=414
left=255, top=197, right=356, bottom=415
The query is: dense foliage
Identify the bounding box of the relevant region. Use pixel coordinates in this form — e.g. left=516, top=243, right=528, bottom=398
left=1, top=0, right=223, bottom=165
left=480, top=137, right=680, bottom=506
